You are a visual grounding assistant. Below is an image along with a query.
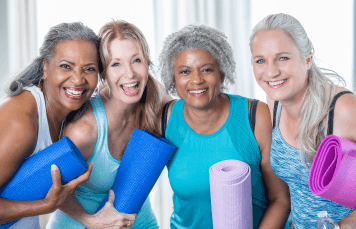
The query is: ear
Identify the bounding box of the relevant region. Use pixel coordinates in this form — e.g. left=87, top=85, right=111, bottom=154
left=220, top=72, right=225, bottom=84
left=306, top=52, right=313, bottom=70
left=42, top=59, right=48, bottom=80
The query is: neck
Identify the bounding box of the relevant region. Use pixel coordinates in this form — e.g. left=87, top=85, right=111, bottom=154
left=280, top=87, right=308, bottom=123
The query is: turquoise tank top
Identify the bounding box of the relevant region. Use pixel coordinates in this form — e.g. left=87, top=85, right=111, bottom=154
left=270, top=106, right=353, bottom=228
left=165, top=94, right=267, bottom=229
left=46, top=95, right=158, bottom=228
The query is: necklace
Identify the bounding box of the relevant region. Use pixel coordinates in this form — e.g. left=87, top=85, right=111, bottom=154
left=44, top=86, right=65, bottom=141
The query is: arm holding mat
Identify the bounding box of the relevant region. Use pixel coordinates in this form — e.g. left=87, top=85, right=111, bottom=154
left=0, top=137, right=91, bottom=228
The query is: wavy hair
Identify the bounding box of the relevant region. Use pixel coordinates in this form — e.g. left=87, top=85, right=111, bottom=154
left=4, top=22, right=102, bottom=122
left=250, top=13, right=345, bottom=167
left=159, top=24, right=236, bottom=95
left=98, top=20, right=161, bottom=135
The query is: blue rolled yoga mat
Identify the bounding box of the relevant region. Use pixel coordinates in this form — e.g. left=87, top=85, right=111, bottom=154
left=0, top=137, right=88, bottom=229
left=95, top=129, right=176, bottom=214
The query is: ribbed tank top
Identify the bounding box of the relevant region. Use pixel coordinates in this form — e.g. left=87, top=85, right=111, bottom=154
left=47, top=95, right=158, bottom=228
left=270, top=105, right=353, bottom=228
left=8, top=86, right=52, bottom=229
left=165, top=94, right=267, bottom=229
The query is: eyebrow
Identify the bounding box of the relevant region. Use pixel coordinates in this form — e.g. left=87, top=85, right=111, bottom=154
left=253, top=52, right=292, bottom=59
left=110, top=53, right=141, bottom=62
left=177, top=63, right=215, bottom=68
left=60, top=60, right=97, bottom=66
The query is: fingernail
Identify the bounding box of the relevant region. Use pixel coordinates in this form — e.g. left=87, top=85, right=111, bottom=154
left=51, top=164, right=57, bottom=172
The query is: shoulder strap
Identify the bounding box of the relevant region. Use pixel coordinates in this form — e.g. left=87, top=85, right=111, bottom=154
left=249, top=99, right=259, bottom=134
left=273, top=101, right=279, bottom=128
left=161, top=100, right=175, bottom=137
left=327, top=91, right=353, bottom=135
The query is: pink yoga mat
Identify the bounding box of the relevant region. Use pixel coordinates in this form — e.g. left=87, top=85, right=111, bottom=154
left=309, top=135, right=356, bottom=209
left=209, top=160, right=252, bottom=229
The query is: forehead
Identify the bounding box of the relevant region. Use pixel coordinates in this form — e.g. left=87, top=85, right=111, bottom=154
left=108, top=38, right=140, bottom=58
left=52, top=39, right=98, bottom=60
left=251, top=29, right=298, bottom=54
left=175, top=48, right=218, bottom=64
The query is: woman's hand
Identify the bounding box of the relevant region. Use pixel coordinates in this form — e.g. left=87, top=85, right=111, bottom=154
left=43, top=162, right=93, bottom=212
left=337, top=214, right=356, bottom=229
left=88, top=190, right=137, bottom=229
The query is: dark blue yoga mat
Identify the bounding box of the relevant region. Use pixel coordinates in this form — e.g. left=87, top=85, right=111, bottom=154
left=0, top=137, right=88, bottom=228
left=96, top=129, right=176, bottom=214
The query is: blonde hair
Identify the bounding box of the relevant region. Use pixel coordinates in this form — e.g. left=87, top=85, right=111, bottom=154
left=250, top=13, right=345, bottom=167
left=98, top=20, right=161, bottom=135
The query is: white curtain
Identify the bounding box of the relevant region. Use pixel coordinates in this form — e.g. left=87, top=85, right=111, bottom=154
left=8, top=0, right=38, bottom=74
left=150, top=0, right=252, bottom=228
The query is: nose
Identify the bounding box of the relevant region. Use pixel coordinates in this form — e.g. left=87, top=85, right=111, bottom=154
left=191, top=70, right=204, bottom=84
left=125, top=63, right=135, bottom=79
left=70, top=70, right=86, bottom=85
left=265, top=61, right=280, bottom=78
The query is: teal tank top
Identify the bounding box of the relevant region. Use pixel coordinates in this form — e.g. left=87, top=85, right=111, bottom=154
left=46, top=95, right=158, bottom=228
left=165, top=94, right=267, bottom=229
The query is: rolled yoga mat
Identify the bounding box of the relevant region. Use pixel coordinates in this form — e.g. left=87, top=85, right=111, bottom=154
left=0, top=137, right=88, bottom=228
left=95, top=129, right=176, bottom=214
left=309, top=135, right=356, bottom=209
left=209, top=160, right=253, bottom=229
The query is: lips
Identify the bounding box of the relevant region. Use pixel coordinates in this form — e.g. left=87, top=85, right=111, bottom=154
left=64, top=88, right=85, bottom=100
left=189, top=89, right=207, bottom=97
left=121, top=82, right=139, bottom=96
left=268, top=79, right=287, bottom=86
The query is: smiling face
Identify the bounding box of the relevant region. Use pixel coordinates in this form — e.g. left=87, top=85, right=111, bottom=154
left=105, top=38, right=148, bottom=105
left=173, top=49, right=224, bottom=110
left=43, top=39, right=99, bottom=114
left=251, top=29, right=312, bottom=103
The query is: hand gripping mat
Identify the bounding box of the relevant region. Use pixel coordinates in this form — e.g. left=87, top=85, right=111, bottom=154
left=0, top=137, right=88, bottom=228
left=209, top=160, right=253, bottom=229
left=309, top=135, right=356, bottom=209
left=95, top=129, right=176, bottom=214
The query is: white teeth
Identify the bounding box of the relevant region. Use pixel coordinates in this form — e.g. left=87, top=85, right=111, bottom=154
left=65, top=88, right=84, bottom=96
left=268, top=79, right=287, bottom=86
left=189, top=89, right=207, bottom=94
left=122, top=83, right=138, bottom=88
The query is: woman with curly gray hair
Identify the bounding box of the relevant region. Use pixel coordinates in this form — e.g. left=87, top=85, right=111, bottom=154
left=0, top=22, right=99, bottom=229
left=250, top=13, right=356, bottom=229
left=159, top=24, right=290, bottom=229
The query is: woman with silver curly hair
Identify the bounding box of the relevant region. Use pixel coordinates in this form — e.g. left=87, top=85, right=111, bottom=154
left=0, top=22, right=99, bottom=229
left=159, top=24, right=290, bottom=229
left=250, top=13, right=356, bottom=228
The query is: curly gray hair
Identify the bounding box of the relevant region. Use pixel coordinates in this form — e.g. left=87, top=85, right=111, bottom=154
left=159, top=24, right=236, bottom=95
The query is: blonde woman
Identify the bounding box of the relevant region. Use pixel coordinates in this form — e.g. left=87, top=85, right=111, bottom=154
left=250, top=13, right=356, bottom=228
left=47, top=20, right=168, bottom=229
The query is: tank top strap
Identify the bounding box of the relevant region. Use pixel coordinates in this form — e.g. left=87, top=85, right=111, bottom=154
left=327, top=90, right=353, bottom=135
left=89, top=95, right=109, bottom=161
left=276, top=102, right=282, bottom=127
left=23, top=86, right=52, bottom=155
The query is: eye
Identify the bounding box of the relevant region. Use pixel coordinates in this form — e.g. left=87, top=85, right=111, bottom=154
left=111, top=62, right=120, bottom=67
left=133, top=58, right=142, bottom=63
left=202, top=68, right=213, bottom=73
left=280, top=57, right=289, bottom=61
left=180, top=70, right=189, bottom=74
left=60, top=64, right=70, bottom=69
left=256, top=59, right=265, bottom=64
left=85, top=67, right=97, bottom=72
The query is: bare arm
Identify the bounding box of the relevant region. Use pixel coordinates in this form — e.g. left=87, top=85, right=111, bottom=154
left=332, top=93, right=356, bottom=229
left=251, top=100, right=291, bottom=229
left=0, top=92, right=91, bottom=224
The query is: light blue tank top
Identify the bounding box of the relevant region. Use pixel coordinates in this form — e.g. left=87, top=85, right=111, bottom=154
left=165, top=94, right=267, bottom=229
left=270, top=106, right=353, bottom=229
left=47, top=95, right=158, bottom=228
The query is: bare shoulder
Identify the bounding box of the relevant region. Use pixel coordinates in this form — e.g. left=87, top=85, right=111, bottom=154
left=332, top=88, right=356, bottom=142
left=63, top=104, right=97, bottom=160
left=0, top=91, right=39, bottom=187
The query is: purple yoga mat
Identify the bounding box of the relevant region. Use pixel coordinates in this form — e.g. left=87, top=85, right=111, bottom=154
left=209, top=160, right=252, bottom=229
left=309, top=135, right=356, bottom=209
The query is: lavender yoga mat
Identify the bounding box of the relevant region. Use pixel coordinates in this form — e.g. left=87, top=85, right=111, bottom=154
left=95, top=129, right=176, bottom=214
left=309, top=135, right=356, bottom=209
left=0, top=137, right=88, bottom=228
left=209, top=160, right=253, bottom=229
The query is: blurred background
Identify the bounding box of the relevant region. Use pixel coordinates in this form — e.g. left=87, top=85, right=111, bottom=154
left=0, top=0, right=354, bottom=228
